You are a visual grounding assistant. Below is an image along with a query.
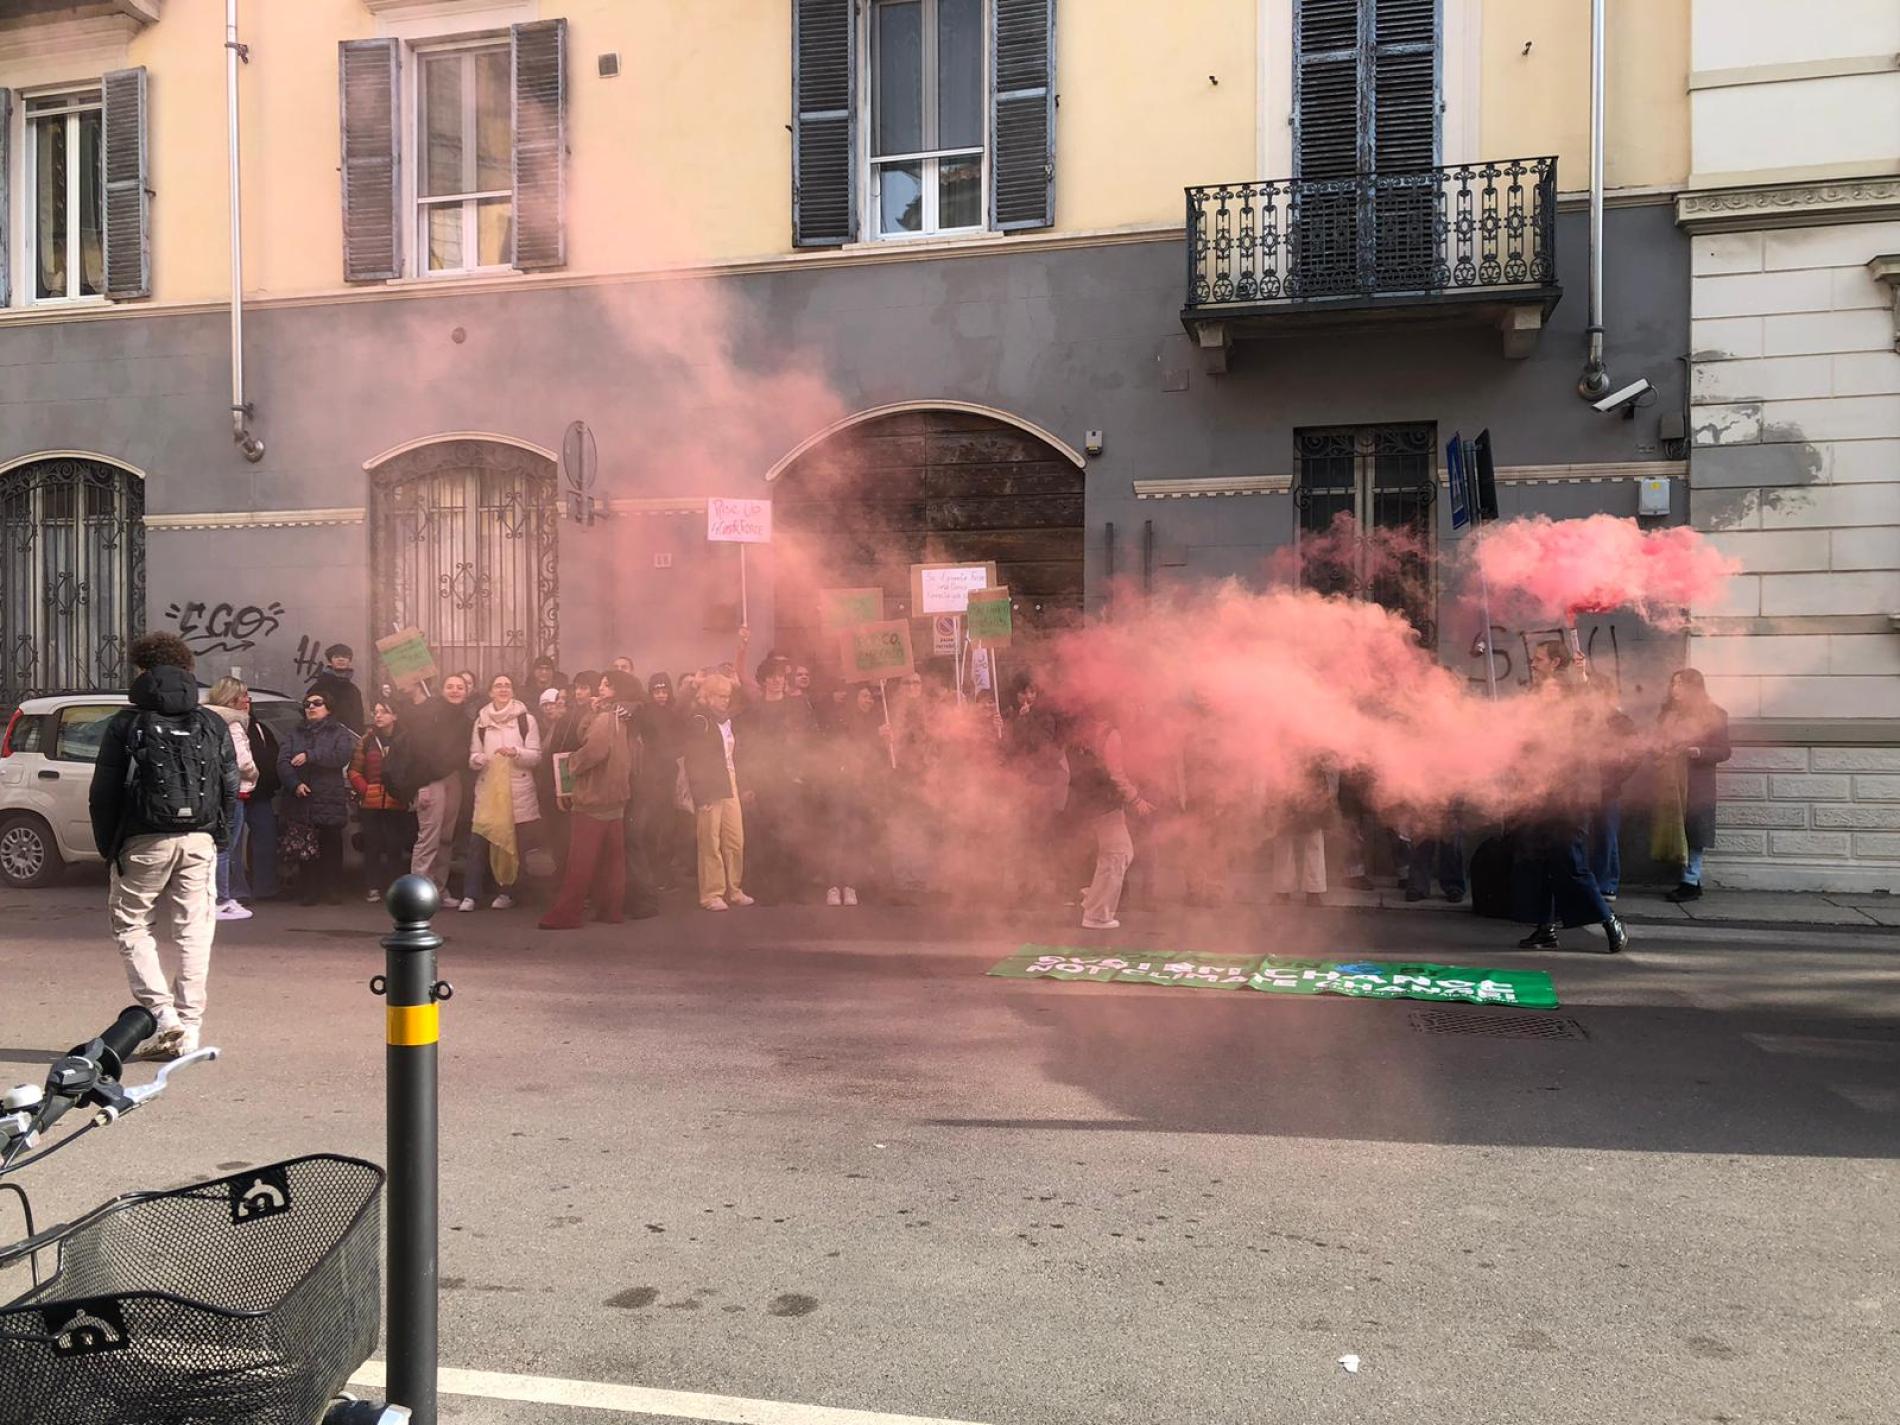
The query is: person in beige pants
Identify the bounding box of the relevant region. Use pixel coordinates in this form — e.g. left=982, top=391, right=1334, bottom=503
left=88, top=634, right=239, bottom=1061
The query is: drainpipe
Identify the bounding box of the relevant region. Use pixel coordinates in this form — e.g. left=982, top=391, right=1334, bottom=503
left=227, top=0, right=264, bottom=461
left=1577, top=0, right=1610, bottom=400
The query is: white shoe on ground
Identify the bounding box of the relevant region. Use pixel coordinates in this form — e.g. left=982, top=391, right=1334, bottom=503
left=146, top=1024, right=187, bottom=1059
left=491, top=894, right=515, bottom=910
left=1081, top=917, right=1121, bottom=930
left=214, top=899, right=252, bottom=921
left=728, top=892, right=755, bottom=907
left=457, top=898, right=476, bottom=912
left=842, top=887, right=858, bottom=906
left=172, top=1027, right=201, bottom=1058
left=702, top=896, right=730, bottom=912
left=826, top=887, right=842, bottom=906
left=365, top=888, right=382, bottom=903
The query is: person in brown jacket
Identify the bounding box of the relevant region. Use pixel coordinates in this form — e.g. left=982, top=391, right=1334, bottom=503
left=538, top=670, right=639, bottom=930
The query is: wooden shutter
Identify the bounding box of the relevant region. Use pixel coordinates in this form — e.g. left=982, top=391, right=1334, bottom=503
left=991, top=0, right=1055, bottom=231
left=1294, top=0, right=1437, bottom=177
left=512, top=19, right=567, bottom=271
left=792, top=0, right=854, bottom=247
left=339, top=39, right=401, bottom=283
left=1372, top=0, right=1437, bottom=172
left=0, top=89, right=10, bottom=307
left=101, top=67, right=151, bottom=300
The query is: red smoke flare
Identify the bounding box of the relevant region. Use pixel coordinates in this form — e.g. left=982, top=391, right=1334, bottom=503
left=1471, top=515, right=1736, bottom=627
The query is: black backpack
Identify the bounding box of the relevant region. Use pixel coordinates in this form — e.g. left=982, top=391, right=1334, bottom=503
left=124, top=709, right=224, bottom=834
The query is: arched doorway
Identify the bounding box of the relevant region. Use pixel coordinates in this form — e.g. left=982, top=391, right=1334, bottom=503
left=368, top=438, right=559, bottom=684
left=0, top=456, right=145, bottom=708
left=770, top=406, right=1085, bottom=652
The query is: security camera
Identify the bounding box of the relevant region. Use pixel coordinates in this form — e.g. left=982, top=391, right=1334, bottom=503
left=1592, top=377, right=1652, bottom=416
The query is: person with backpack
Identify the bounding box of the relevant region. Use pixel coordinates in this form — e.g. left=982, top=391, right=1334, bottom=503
left=463, top=672, right=542, bottom=911
left=278, top=691, right=358, bottom=906
left=350, top=698, right=415, bottom=902
left=88, top=632, right=239, bottom=1062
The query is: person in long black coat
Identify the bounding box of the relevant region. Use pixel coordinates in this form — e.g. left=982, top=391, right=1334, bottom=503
left=278, top=692, right=357, bottom=905
left=1660, top=667, right=1732, bottom=902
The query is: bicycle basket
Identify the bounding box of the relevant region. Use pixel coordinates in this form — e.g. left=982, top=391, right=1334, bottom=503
left=0, top=1154, right=382, bottom=1425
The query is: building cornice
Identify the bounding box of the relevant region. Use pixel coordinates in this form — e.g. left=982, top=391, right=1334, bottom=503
left=146, top=508, right=365, bottom=532
left=1677, top=177, right=1900, bottom=233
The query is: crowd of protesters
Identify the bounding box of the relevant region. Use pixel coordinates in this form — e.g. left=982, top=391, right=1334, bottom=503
left=193, top=631, right=1728, bottom=950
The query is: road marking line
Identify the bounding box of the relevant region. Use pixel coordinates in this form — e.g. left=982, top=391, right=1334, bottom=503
left=347, top=1361, right=993, bottom=1425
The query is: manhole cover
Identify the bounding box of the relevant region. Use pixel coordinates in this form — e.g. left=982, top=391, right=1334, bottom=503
left=1408, top=1010, right=1588, bottom=1041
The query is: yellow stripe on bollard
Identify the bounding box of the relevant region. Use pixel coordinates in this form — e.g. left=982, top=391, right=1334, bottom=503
left=386, top=1003, right=440, bottom=1046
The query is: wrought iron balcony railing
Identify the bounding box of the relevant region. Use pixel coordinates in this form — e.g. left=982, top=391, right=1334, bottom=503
left=1185, top=157, right=1559, bottom=314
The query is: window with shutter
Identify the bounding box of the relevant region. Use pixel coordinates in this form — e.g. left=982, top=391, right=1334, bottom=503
left=339, top=38, right=402, bottom=282
left=511, top=18, right=566, bottom=271
left=793, top=0, right=855, bottom=247
left=1292, top=0, right=1438, bottom=296
left=100, top=69, right=149, bottom=301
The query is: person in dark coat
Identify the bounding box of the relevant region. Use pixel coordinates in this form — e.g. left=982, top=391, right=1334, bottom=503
left=278, top=690, right=358, bottom=905
left=1659, top=667, right=1732, bottom=902
left=736, top=655, right=818, bottom=903
left=240, top=701, right=282, bottom=901
left=304, top=642, right=367, bottom=734
left=633, top=672, right=685, bottom=891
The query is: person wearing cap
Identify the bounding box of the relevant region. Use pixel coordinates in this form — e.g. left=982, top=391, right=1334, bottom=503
left=304, top=642, right=366, bottom=734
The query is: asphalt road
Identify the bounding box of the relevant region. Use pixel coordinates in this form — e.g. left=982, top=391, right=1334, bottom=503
left=3, top=881, right=1897, bottom=1425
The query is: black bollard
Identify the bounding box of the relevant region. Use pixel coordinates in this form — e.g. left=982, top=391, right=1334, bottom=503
left=381, top=874, right=444, bottom=1424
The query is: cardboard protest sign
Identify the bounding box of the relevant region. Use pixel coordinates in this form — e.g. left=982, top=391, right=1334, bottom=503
left=911, top=561, right=996, bottom=615
left=839, top=619, right=915, bottom=683
left=820, top=587, right=885, bottom=632
left=988, top=947, right=1258, bottom=989
left=375, top=628, right=438, bottom=691
left=551, top=751, right=576, bottom=800
left=965, top=587, right=1013, bottom=648
left=706, top=497, right=773, bottom=544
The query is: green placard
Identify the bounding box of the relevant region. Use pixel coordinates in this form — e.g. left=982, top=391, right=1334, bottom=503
left=375, top=627, right=438, bottom=691
left=965, top=587, right=1013, bottom=648
left=821, top=587, right=886, bottom=632
left=839, top=618, right=914, bottom=683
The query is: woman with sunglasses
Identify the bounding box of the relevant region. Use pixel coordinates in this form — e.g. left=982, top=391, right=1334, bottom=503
left=277, top=691, right=357, bottom=905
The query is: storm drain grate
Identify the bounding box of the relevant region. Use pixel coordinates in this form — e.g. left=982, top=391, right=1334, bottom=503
left=1407, top=1010, right=1589, bottom=1041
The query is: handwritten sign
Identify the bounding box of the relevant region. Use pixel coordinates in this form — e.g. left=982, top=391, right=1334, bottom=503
left=707, top=497, right=773, bottom=544
left=839, top=619, right=915, bottom=683
left=911, top=561, right=996, bottom=615
left=965, top=587, right=1013, bottom=648
left=374, top=627, right=438, bottom=692
left=820, top=587, right=885, bottom=632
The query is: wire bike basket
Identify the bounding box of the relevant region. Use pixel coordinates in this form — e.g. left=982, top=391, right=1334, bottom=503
left=0, top=1154, right=382, bottom=1425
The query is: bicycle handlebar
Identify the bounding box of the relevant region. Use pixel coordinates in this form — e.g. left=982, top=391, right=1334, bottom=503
left=93, top=1005, right=157, bottom=1070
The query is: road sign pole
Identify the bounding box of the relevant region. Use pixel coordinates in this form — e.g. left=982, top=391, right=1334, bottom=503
left=381, top=875, right=444, bottom=1424
left=739, top=545, right=749, bottom=629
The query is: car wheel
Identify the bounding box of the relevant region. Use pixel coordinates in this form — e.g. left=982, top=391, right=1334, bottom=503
left=0, top=813, right=64, bottom=889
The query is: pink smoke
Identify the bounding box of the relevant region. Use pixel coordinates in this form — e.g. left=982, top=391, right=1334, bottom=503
left=1471, top=515, right=1736, bottom=627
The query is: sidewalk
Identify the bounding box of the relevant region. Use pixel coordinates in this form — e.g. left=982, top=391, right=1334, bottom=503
left=1321, top=883, right=1900, bottom=930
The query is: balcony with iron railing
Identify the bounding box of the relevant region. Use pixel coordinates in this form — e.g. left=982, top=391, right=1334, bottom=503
left=1182, top=157, right=1561, bottom=369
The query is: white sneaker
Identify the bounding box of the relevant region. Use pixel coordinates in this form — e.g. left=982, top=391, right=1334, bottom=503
left=1081, top=917, right=1121, bottom=930
left=214, top=899, right=252, bottom=921
left=702, top=896, right=730, bottom=912
left=146, top=1024, right=187, bottom=1060
left=728, top=892, right=755, bottom=907
left=457, top=898, right=476, bottom=913
left=842, top=887, right=858, bottom=906
left=491, top=894, right=515, bottom=910
left=365, top=889, right=382, bottom=903
left=826, top=887, right=842, bottom=906
left=173, top=1027, right=201, bottom=1058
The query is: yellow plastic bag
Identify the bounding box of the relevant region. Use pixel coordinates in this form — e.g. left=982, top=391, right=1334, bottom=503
left=472, top=763, right=519, bottom=887
left=1650, top=758, right=1689, bottom=867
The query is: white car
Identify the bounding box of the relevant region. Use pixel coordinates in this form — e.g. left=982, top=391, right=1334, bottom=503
left=0, top=690, right=299, bottom=889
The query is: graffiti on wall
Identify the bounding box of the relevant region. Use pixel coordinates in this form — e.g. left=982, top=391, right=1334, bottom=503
left=162, top=600, right=286, bottom=656
left=163, top=596, right=337, bottom=689
left=1468, top=621, right=1625, bottom=690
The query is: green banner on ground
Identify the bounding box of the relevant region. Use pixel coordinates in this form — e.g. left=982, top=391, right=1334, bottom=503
left=1249, top=958, right=1558, bottom=1009
left=988, top=947, right=1258, bottom=989
left=987, top=948, right=1557, bottom=1009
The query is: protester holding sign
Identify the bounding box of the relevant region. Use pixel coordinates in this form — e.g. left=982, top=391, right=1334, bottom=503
left=539, top=670, right=639, bottom=931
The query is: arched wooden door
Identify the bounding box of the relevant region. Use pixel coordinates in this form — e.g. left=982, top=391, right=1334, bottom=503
left=770, top=409, right=1084, bottom=654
